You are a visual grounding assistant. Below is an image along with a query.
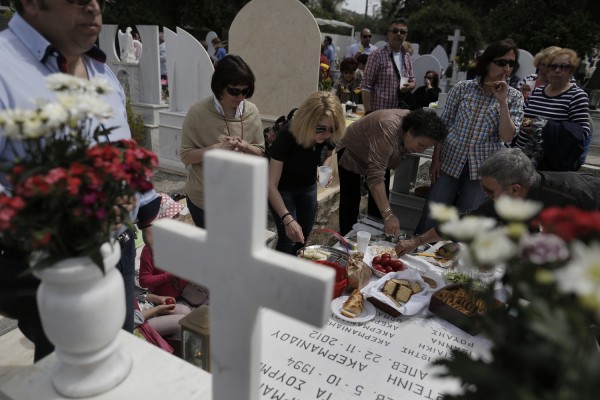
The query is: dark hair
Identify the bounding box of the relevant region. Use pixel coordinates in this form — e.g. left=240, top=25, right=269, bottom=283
left=210, top=55, right=255, bottom=100
left=324, top=36, right=332, bottom=45
left=340, top=58, right=358, bottom=73
left=357, top=54, right=369, bottom=66
left=479, top=148, right=536, bottom=189
left=13, top=0, right=23, bottom=13
left=475, top=39, right=520, bottom=78
left=402, top=109, right=447, bottom=143
left=425, top=70, right=439, bottom=88
left=390, top=18, right=409, bottom=27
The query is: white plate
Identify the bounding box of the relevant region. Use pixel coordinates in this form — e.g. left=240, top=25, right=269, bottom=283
left=418, top=270, right=447, bottom=291
left=331, top=296, right=376, bottom=323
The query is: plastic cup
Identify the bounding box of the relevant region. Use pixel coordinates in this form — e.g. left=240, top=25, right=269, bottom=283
left=356, top=231, right=371, bottom=254
left=437, top=92, right=448, bottom=109
left=318, top=166, right=332, bottom=187
left=525, top=80, right=536, bottom=91
left=400, top=77, right=409, bottom=88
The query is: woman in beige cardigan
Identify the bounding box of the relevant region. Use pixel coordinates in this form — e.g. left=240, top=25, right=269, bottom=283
left=180, top=55, right=265, bottom=227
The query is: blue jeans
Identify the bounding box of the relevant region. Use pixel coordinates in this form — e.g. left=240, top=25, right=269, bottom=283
left=270, top=183, right=317, bottom=255
left=186, top=196, right=205, bottom=228
left=581, top=131, right=593, bottom=166
left=116, top=233, right=136, bottom=333
left=415, top=165, right=486, bottom=234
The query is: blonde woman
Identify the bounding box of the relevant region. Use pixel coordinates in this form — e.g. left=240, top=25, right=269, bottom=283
left=268, top=92, right=346, bottom=254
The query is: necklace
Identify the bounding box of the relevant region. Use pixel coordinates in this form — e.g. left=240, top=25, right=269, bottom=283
left=221, top=110, right=244, bottom=140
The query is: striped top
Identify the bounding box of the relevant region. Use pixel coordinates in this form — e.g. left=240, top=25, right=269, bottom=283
left=440, top=79, right=524, bottom=179
left=512, top=84, right=590, bottom=150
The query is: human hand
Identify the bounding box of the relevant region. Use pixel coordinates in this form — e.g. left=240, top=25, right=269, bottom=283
left=487, top=80, right=509, bottom=102
left=395, top=238, right=419, bottom=257
left=383, top=215, right=400, bottom=236
left=285, top=220, right=305, bottom=244
left=112, top=195, right=136, bottom=231
left=429, top=155, right=441, bottom=184
left=155, top=304, right=176, bottom=315
left=230, top=137, right=250, bottom=153
left=156, top=295, right=176, bottom=305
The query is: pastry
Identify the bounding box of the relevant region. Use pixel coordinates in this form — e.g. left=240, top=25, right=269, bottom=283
left=340, top=289, right=364, bottom=318
left=436, top=242, right=460, bottom=259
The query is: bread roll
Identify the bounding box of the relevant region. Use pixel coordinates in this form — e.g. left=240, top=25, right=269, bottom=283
left=341, top=289, right=364, bottom=318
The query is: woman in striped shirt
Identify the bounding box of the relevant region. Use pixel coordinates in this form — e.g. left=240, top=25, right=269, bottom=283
left=512, top=48, right=590, bottom=168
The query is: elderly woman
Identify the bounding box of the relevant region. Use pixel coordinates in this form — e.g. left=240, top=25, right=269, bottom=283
left=517, top=46, right=561, bottom=98
left=513, top=48, right=591, bottom=169
left=337, top=108, right=448, bottom=236
left=415, top=39, right=524, bottom=234
left=181, top=55, right=265, bottom=228
left=268, top=92, right=346, bottom=254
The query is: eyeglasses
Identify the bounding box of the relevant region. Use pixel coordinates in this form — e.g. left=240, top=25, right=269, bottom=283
left=481, top=184, right=495, bottom=198
left=225, top=86, right=251, bottom=97
left=65, top=0, right=106, bottom=11
left=361, top=35, right=372, bottom=38
left=492, top=59, right=517, bottom=68
left=547, top=63, right=573, bottom=72
left=315, top=125, right=335, bottom=135
left=388, top=29, right=408, bottom=35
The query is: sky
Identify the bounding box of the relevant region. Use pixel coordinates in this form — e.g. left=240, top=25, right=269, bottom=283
left=343, top=0, right=381, bottom=17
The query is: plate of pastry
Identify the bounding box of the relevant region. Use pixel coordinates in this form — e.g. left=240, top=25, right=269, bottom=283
left=331, top=289, right=376, bottom=323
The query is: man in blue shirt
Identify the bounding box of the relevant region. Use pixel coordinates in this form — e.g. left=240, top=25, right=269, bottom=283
left=0, top=0, right=160, bottom=361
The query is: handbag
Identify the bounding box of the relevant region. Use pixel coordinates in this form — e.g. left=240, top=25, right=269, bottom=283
left=181, top=284, right=209, bottom=307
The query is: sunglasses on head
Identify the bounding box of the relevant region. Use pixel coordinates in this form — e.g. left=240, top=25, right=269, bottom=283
left=225, top=86, right=251, bottom=97
left=65, top=0, right=106, bottom=10
left=492, top=59, right=517, bottom=68
left=361, top=34, right=372, bottom=38
left=547, top=63, right=573, bottom=72
left=315, top=125, right=335, bottom=134
left=389, top=29, right=408, bottom=35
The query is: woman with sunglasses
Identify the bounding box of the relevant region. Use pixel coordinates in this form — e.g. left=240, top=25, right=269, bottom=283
left=268, top=92, right=346, bottom=255
left=181, top=55, right=265, bottom=228
left=512, top=48, right=591, bottom=169
left=412, top=70, right=441, bottom=109
left=415, top=38, right=524, bottom=234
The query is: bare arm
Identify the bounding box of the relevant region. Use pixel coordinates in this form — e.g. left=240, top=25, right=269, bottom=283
left=368, top=180, right=400, bottom=236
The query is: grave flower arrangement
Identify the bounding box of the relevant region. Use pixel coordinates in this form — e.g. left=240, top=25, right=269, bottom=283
left=429, top=199, right=600, bottom=398
left=0, top=73, right=157, bottom=271
left=318, top=63, right=332, bottom=91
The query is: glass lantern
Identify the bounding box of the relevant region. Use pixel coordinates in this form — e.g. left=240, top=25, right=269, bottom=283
left=179, top=305, right=210, bottom=371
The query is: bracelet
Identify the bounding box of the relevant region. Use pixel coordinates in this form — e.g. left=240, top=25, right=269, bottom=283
left=284, top=218, right=295, bottom=227
left=384, top=213, right=394, bottom=222
left=381, top=206, right=391, bottom=215
left=280, top=212, right=291, bottom=223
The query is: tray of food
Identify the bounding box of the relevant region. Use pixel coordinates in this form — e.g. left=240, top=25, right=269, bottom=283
left=429, top=283, right=504, bottom=335
left=363, top=269, right=431, bottom=317
left=414, top=241, right=460, bottom=269
left=298, top=245, right=349, bottom=266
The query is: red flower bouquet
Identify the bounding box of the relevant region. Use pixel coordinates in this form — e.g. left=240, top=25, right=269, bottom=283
left=0, top=73, right=157, bottom=270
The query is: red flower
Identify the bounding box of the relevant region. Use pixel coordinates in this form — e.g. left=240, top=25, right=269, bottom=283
left=535, top=207, right=600, bottom=242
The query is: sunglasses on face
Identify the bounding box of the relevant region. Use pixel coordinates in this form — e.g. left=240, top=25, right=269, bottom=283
left=315, top=125, right=335, bottom=134
left=225, top=86, right=251, bottom=97
left=65, top=0, right=106, bottom=10
left=361, top=35, right=372, bottom=38
left=425, top=75, right=433, bottom=79
left=389, top=29, right=408, bottom=35
left=547, top=63, right=573, bottom=72
left=492, top=59, right=517, bottom=68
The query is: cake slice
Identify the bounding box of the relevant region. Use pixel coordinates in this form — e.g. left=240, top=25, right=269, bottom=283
left=340, top=289, right=364, bottom=318
left=395, top=285, right=413, bottom=303
left=382, top=280, right=398, bottom=296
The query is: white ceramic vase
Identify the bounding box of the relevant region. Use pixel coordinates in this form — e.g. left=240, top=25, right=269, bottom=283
left=36, top=242, right=132, bottom=398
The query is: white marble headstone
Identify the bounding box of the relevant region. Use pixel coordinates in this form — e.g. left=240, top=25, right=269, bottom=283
left=431, top=44, right=449, bottom=70
left=373, top=40, right=387, bottom=49
left=517, top=49, right=536, bottom=80
left=153, top=150, right=336, bottom=400
left=163, top=26, right=214, bottom=113
left=205, top=31, right=218, bottom=60
left=413, top=54, right=443, bottom=89
left=229, top=0, right=321, bottom=119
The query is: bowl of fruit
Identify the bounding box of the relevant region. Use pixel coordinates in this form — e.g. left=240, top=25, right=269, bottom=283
left=370, top=252, right=406, bottom=277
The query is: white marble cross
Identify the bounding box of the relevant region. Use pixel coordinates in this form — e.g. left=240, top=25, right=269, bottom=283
left=152, top=150, right=335, bottom=400
left=447, top=29, right=465, bottom=83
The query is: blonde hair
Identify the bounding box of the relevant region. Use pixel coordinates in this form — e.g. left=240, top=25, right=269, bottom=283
left=533, top=46, right=561, bottom=68
left=548, top=48, right=581, bottom=70
left=290, top=91, right=346, bottom=148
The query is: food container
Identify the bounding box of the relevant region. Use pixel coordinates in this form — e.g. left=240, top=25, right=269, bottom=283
left=429, top=284, right=503, bottom=335
left=314, top=260, right=348, bottom=299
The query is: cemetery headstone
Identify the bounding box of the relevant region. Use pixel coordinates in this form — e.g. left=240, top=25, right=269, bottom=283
left=153, top=150, right=336, bottom=400
left=447, top=29, right=465, bottom=84
left=412, top=55, right=443, bottom=92
left=517, top=49, right=536, bottom=81
left=229, top=0, right=321, bottom=119
left=431, top=44, right=449, bottom=71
